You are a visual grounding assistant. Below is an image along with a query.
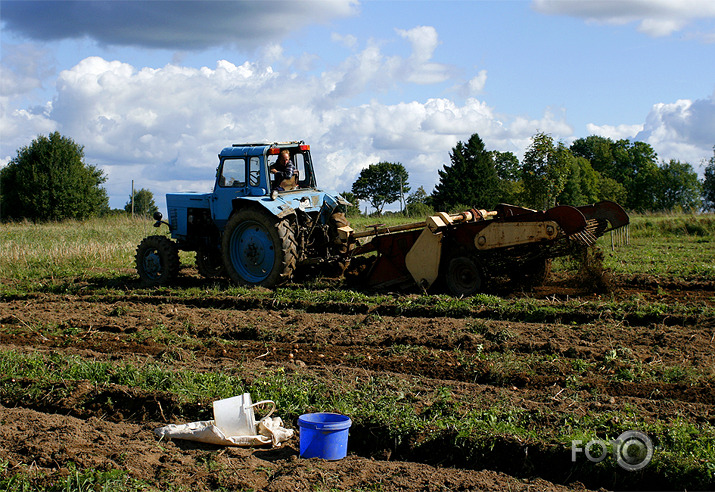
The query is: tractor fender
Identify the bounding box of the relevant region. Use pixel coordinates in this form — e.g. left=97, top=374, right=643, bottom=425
left=228, top=190, right=347, bottom=227
left=234, top=190, right=345, bottom=213
left=231, top=196, right=296, bottom=222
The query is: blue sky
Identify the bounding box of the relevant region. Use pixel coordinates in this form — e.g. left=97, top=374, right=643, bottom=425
left=2, top=0, right=714, bottom=212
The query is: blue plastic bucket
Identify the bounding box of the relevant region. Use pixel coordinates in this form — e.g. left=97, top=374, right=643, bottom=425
left=298, top=413, right=352, bottom=460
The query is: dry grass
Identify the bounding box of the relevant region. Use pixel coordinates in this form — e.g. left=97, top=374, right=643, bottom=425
left=0, top=216, right=156, bottom=279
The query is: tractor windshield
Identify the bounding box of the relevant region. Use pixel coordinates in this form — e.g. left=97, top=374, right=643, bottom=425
left=267, top=148, right=316, bottom=189
left=218, top=157, right=246, bottom=188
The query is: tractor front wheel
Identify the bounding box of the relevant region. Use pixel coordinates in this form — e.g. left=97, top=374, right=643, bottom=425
left=222, top=208, right=297, bottom=287
left=135, top=235, right=180, bottom=286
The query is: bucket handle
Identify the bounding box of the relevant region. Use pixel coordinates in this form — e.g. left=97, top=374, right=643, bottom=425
left=247, top=399, right=276, bottom=420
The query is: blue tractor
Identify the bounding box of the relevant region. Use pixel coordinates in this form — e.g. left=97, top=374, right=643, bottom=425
left=135, top=141, right=352, bottom=288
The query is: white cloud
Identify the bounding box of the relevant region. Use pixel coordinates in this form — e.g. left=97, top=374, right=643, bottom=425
left=467, top=70, right=488, bottom=95
left=397, top=26, right=439, bottom=63
left=320, top=27, right=456, bottom=101
left=331, top=33, right=359, bottom=49
left=0, top=43, right=55, bottom=97
left=532, top=0, right=715, bottom=38
left=585, top=123, right=643, bottom=141
left=637, top=18, right=688, bottom=37
left=324, top=42, right=388, bottom=100
left=0, top=97, right=57, bottom=164
left=396, top=26, right=453, bottom=84
left=0, top=45, right=575, bottom=208
left=635, top=94, right=715, bottom=170
left=510, top=107, right=574, bottom=143
left=586, top=94, right=715, bottom=172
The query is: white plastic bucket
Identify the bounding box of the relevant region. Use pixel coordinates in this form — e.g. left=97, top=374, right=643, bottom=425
left=213, top=393, right=275, bottom=437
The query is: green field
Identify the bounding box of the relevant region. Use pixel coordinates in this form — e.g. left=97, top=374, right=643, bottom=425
left=1, top=212, right=713, bottom=290
left=1, top=212, right=714, bottom=491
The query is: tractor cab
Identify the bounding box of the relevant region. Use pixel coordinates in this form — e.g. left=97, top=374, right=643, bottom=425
left=214, top=141, right=316, bottom=196
left=211, top=141, right=321, bottom=227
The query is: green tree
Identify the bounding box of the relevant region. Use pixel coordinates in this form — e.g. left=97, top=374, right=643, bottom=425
left=338, top=190, right=360, bottom=217
left=406, top=185, right=429, bottom=206
left=432, top=133, right=501, bottom=211
left=703, top=147, right=715, bottom=211
left=563, top=136, right=627, bottom=203
left=596, top=176, right=627, bottom=204
left=0, top=132, right=108, bottom=221
left=557, top=156, right=600, bottom=206
left=351, top=161, right=409, bottom=215
left=655, top=160, right=702, bottom=211
left=571, top=135, right=618, bottom=178
left=405, top=185, right=433, bottom=218
left=571, top=136, right=661, bottom=211
left=124, top=188, right=159, bottom=217
left=613, top=139, right=660, bottom=211
left=490, top=150, right=520, bottom=181
left=489, top=150, right=522, bottom=205
left=521, top=133, right=571, bottom=209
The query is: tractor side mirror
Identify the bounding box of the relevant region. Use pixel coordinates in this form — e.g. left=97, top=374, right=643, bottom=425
left=153, top=211, right=163, bottom=228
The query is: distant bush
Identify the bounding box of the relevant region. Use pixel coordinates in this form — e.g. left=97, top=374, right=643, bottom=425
left=631, top=214, right=715, bottom=237
left=1, top=132, right=109, bottom=222
left=406, top=201, right=434, bottom=219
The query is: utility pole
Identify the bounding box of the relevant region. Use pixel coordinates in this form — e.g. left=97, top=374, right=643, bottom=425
left=399, top=174, right=404, bottom=213
left=131, top=180, right=135, bottom=218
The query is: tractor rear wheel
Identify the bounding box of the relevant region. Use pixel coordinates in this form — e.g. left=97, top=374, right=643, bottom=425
left=221, top=208, right=297, bottom=287
left=135, top=235, right=180, bottom=286
left=445, top=256, right=484, bottom=296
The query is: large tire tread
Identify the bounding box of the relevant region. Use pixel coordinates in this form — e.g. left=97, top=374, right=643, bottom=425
left=277, top=218, right=298, bottom=283
left=222, top=208, right=297, bottom=288
left=135, top=235, right=180, bottom=286
left=445, top=256, right=485, bottom=297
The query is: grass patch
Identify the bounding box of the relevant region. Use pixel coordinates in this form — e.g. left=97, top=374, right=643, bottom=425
left=0, top=217, right=153, bottom=280
left=1, top=462, right=150, bottom=492
left=1, top=348, right=712, bottom=489
left=1, top=213, right=714, bottom=490
left=2, top=213, right=714, bottom=293
left=0, top=350, right=242, bottom=405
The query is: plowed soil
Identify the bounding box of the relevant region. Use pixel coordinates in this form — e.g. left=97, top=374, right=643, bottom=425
left=1, top=269, right=713, bottom=491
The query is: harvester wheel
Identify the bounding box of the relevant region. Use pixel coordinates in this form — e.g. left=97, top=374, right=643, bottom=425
left=222, top=208, right=297, bottom=287
left=445, top=257, right=484, bottom=296
left=196, top=248, right=225, bottom=279
left=512, top=258, right=552, bottom=289
left=135, top=235, right=180, bottom=286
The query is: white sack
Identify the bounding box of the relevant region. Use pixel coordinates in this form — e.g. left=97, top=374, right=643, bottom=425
left=154, top=416, right=294, bottom=447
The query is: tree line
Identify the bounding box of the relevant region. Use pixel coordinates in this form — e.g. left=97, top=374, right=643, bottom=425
left=348, top=132, right=715, bottom=216
left=1, top=132, right=157, bottom=221
left=1, top=131, right=714, bottom=222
